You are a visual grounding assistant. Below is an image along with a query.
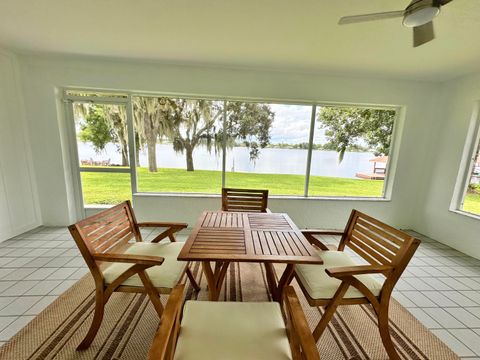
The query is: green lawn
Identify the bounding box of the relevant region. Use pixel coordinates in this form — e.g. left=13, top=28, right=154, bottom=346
left=80, top=167, right=384, bottom=205
left=463, top=193, right=480, bottom=215
left=79, top=167, right=480, bottom=215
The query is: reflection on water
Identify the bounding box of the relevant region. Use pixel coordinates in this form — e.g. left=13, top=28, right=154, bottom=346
left=78, top=143, right=381, bottom=179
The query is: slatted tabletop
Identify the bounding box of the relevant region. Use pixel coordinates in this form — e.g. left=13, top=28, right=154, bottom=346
left=178, top=211, right=323, bottom=264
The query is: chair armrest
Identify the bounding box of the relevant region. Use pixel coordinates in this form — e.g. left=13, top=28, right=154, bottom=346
left=93, top=253, right=165, bottom=266
left=325, top=265, right=392, bottom=278
left=301, top=229, right=342, bottom=251
left=148, top=284, right=185, bottom=360
left=283, top=286, right=320, bottom=360
left=138, top=222, right=188, bottom=243
left=138, top=222, right=188, bottom=229
left=301, top=229, right=344, bottom=236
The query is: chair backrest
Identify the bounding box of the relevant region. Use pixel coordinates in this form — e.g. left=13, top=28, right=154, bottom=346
left=68, top=201, right=142, bottom=274
left=148, top=285, right=319, bottom=360
left=221, top=188, right=269, bottom=212
left=339, top=210, right=420, bottom=283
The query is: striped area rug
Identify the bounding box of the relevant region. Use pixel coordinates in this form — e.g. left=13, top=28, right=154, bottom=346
left=0, top=262, right=459, bottom=359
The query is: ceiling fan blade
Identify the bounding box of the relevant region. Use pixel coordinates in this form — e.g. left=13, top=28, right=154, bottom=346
left=338, top=10, right=404, bottom=25
left=413, top=21, right=435, bottom=47
left=437, top=0, right=453, bottom=5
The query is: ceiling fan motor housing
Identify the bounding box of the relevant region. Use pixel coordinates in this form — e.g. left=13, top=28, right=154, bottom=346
left=403, top=0, right=440, bottom=27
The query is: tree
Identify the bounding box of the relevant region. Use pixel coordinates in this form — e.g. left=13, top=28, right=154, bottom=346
left=169, top=99, right=223, bottom=171
left=133, top=97, right=174, bottom=172
left=78, top=106, right=113, bottom=152
left=168, top=100, right=274, bottom=171
left=317, top=107, right=395, bottom=162
left=224, top=101, right=273, bottom=161
left=78, top=104, right=129, bottom=166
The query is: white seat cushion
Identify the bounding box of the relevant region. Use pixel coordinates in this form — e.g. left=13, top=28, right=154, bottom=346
left=101, top=242, right=186, bottom=289
left=295, top=251, right=383, bottom=300
left=174, top=301, right=292, bottom=360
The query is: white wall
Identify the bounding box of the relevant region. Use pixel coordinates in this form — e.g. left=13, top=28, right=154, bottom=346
left=18, top=54, right=440, bottom=230
left=413, top=72, right=480, bottom=257
left=0, top=49, right=41, bottom=241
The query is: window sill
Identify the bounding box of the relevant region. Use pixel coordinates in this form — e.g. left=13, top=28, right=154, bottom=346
left=133, top=192, right=391, bottom=202
left=449, top=209, right=480, bottom=221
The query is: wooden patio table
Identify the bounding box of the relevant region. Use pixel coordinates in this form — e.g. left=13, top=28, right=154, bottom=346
left=178, top=211, right=324, bottom=301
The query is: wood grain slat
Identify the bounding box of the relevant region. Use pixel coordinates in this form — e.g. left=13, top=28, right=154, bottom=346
left=178, top=211, right=323, bottom=268
left=347, top=241, right=383, bottom=266
left=351, top=229, right=395, bottom=261
left=278, top=232, right=295, bottom=256
left=222, top=188, right=269, bottom=213
left=81, top=208, right=127, bottom=235
left=265, top=232, right=279, bottom=255
left=272, top=232, right=287, bottom=255
left=94, top=226, right=133, bottom=253
left=355, top=221, right=399, bottom=254
left=350, top=234, right=390, bottom=265
left=88, top=217, right=131, bottom=245
left=355, top=217, right=405, bottom=246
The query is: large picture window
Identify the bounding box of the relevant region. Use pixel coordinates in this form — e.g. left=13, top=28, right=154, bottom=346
left=70, top=99, right=132, bottom=205
left=224, top=102, right=312, bottom=196
left=309, top=106, right=395, bottom=197
left=132, top=96, right=223, bottom=194
left=66, top=90, right=398, bottom=206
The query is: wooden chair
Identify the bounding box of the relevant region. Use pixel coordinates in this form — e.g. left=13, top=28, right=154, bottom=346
left=148, top=284, right=320, bottom=360
left=68, top=200, right=199, bottom=350
left=221, top=187, right=271, bottom=212
left=291, top=209, right=420, bottom=360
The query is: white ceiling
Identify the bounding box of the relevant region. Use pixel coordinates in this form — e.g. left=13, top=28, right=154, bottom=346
left=1, top=0, right=479, bottom=81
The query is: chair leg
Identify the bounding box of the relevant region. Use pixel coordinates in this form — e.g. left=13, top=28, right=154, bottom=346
left=378, top=304, right=400, bottom=360
left=312, top=282, right=350, bottom=341
left=77, top=292, right=105, bottom=350
left=186, top=265, right=200, bottom=292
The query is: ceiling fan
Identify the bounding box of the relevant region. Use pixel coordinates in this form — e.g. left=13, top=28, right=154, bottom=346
left=338, top=0, right=453, bottom=47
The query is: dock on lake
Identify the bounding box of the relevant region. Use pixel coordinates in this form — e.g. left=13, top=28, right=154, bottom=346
left=356, top=155, right=388, bottom=180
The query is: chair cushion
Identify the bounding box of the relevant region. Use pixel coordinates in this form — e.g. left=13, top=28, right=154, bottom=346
left=174, top=301, right=292, bottom=360
left=295, top=251, right=383, bottom=300
left=101, top=242, right=186, bottom=289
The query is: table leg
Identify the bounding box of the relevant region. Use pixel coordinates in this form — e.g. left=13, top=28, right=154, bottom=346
left=263, top=263, right=278, bottom=300
left=276, top=264, right=295, bottom=302
left=202, top=261, right=230, bottom=301
left=202, top=261, right=218, bottom=301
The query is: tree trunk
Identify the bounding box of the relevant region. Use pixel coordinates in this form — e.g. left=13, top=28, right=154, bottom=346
left=135, top=133, right=141, bottom=166
left=121, top=148, right=129, bottom=167
left=185, top=145, right=194, bottom=171
left=147, top=137, right=157, bottom=172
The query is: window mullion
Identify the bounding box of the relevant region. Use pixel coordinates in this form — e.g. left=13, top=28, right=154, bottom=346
left=126, top=95, right=138, bottom=194
left=304, top=105, right=317, bottom=197
left=221, top=100, right=227, bottom=188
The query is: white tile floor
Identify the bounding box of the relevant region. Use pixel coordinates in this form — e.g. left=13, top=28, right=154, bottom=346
left=0, top=227, right=480, bottom=358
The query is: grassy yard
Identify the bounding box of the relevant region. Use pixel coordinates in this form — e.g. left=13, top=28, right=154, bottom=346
left=79, top=168, right=480, bottom=216
left=80, top=167, right=384, bottom=204
left=463, top=193, right=480, bottom=215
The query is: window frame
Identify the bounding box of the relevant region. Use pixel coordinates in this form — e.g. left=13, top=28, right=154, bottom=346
left=64, top=91, right=134, bottom=215
left=451, top=102, right=480, bottom=219
left=64, top=88, right=401, bottom=208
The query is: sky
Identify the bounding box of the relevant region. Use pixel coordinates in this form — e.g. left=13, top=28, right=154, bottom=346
left=268, top=104, right=327, bottom=144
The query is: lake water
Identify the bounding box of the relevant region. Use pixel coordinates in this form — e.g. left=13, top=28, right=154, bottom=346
left=78, top=143, right=381, bottom=179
